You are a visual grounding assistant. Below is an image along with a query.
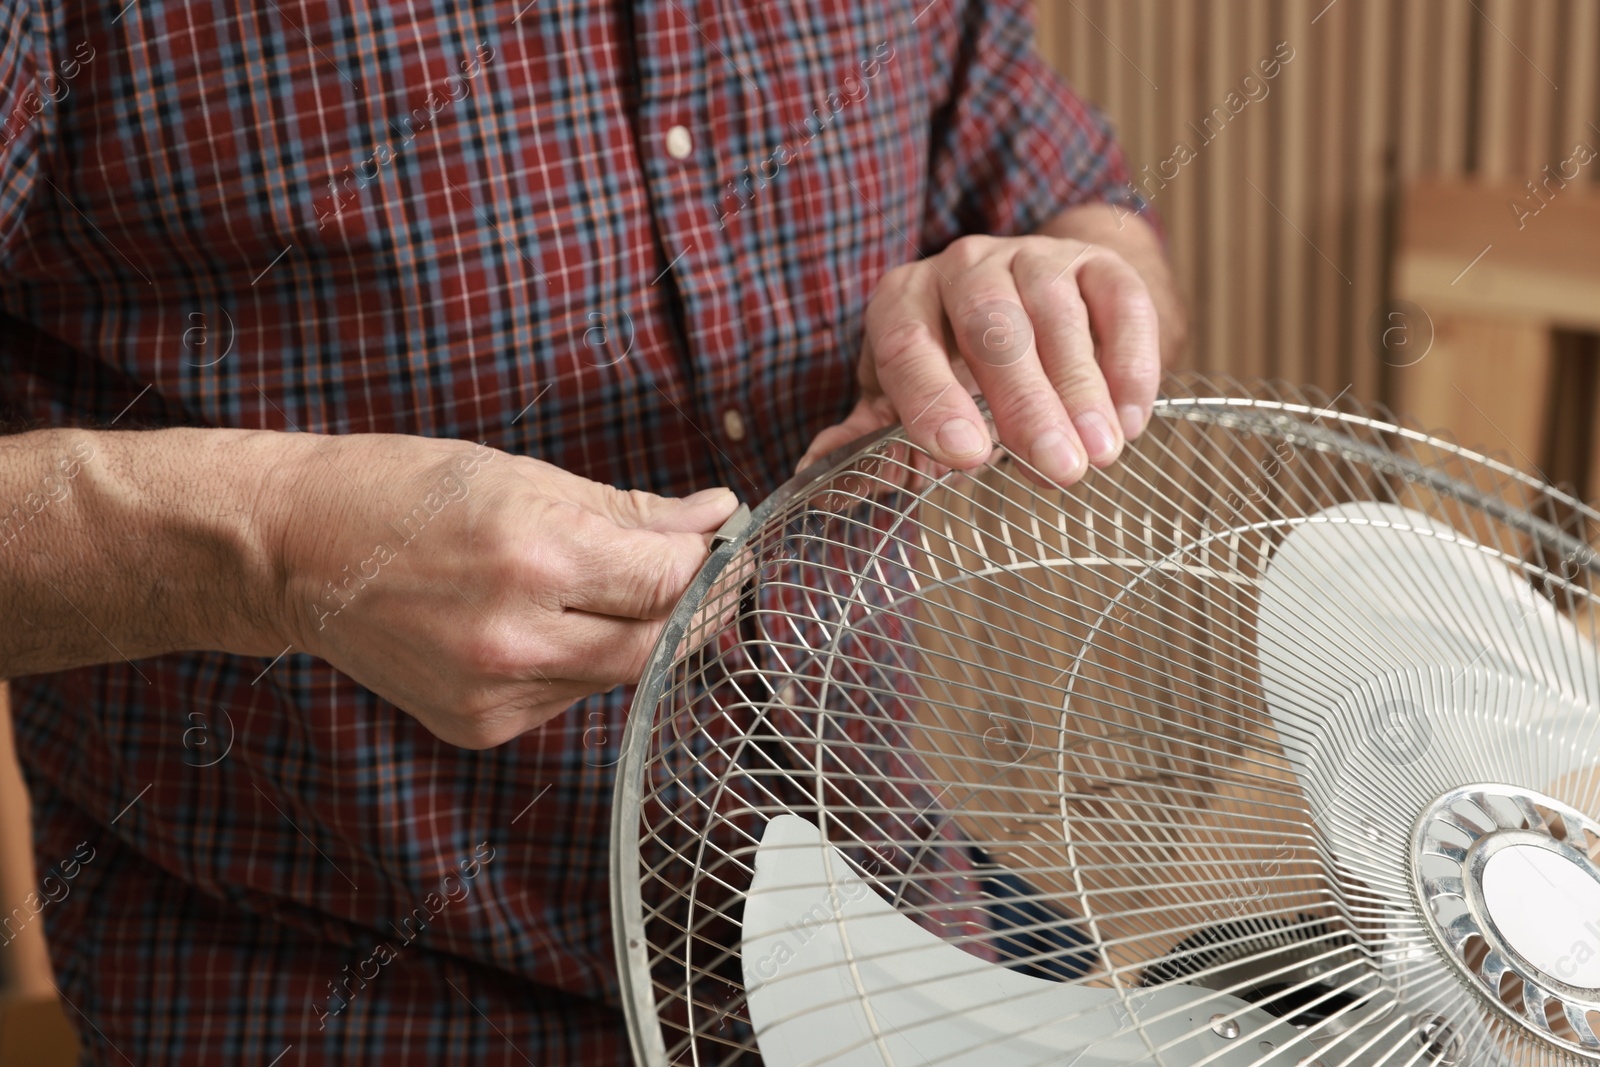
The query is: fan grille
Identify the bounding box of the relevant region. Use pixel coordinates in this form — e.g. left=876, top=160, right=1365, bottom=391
left=612, top=377, right=1600, bottom=1066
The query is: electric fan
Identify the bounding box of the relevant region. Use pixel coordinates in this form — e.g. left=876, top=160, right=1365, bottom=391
left=610, top=376, right=1600, bottom=1067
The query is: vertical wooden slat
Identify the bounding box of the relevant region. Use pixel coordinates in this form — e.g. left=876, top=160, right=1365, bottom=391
left=1238, top=0, right=1271, bottom=380
left=1480, top=0, right=1519, bottom=181
left=1134, top=0, right=1159, bottom=182
left=1034, top=0, right=1061, bottom=71
left=1067, top=0, right=1093, bottom=99
left=1525, top=0, right=1561, bottom=170
left=1309, top=0, right=1352, bottom=396
left=1200, top=0, right=1238, bottom=376
left=1100, top=0, right=1129, bottom=154
left=1275, top=0, right=1312, bottom=386
left=1436, top=0, right=1473, bottom=175
left=1561, top=0, right=1599, bottom=174
left=1346, top=0, right=1390, bottom=402
left=1398, top=0, right=1435, bottom=177
left=1168, top=0, right=1202, bottom=359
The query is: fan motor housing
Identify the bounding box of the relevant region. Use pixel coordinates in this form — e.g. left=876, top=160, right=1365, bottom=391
left=1412, top=784, right=1600, bottom=1058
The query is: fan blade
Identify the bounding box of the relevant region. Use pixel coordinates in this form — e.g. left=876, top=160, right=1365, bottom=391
left=1259, top=504, right=1600, bottom=855
left=1260, top=502, right=1595, bottom=693
left=743, top=815, right=1341, bottom=1066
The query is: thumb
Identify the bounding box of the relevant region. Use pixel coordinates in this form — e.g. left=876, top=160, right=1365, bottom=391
left=795, top=396, right=897, bottom=475
left=581, top=480, right=740, bottom=533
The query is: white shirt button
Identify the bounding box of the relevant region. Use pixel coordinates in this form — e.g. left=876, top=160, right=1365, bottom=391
left=665, top=125, right=693, bottom=160
left=722, top=408, right=747, bottom=441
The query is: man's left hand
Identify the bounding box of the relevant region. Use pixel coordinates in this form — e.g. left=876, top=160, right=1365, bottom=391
left=799, top=207, right=1184, bottom=486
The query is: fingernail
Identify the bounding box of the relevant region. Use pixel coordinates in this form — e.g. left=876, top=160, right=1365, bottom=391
left=1118, top=404, right=1147, bottom=440
left=1030, top=430, right=1082, bottom=483
left=685, top=487, right=737, bottom=506
left=1073, top=411, right=1118, bottom=463
left=937, top=418, right=988, bottom=459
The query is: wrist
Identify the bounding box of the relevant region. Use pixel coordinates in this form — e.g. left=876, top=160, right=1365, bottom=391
left=81, top=426, right=300, bottom=658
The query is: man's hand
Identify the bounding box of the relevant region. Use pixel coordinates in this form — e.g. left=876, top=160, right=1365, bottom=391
left=0, top=427, right=735, bottom=749
left=267, top=435, right=737, bottom=748
left=799, top=207, right=1183, bottom=485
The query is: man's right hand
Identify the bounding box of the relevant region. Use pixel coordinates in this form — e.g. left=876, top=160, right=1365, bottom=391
left=269, top=434, right=737, bottom=748
left=0, top=427, right=737, bottom=749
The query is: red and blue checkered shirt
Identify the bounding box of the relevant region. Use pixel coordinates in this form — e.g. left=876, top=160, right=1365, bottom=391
left=1, top=0, right=1137, bottom=1060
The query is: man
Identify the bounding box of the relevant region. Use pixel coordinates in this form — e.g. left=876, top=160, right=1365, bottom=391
left=0, top=0, right=1182, bottom=1060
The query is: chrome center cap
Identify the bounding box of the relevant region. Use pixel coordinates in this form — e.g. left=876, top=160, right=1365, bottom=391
left=1413, top=784, right=1600, bottom=1057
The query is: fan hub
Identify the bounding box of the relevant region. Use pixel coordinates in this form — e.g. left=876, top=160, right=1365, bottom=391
left=1482, top=842, right=1600, bottom=988
left=1413, top=784, right=1600, bottom=1057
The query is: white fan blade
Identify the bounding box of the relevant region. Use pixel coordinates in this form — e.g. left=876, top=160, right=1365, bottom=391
left=1260, top=502, right=1595, bottom=697
left=1259, top=504, right=1600, bottom=833
left=743, top=814, right=1336, bottom=1066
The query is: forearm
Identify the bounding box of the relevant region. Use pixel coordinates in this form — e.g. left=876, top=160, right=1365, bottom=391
left=1038, top=202, right=1188, bottom=369
left=0, top=427, right=289, bottom=678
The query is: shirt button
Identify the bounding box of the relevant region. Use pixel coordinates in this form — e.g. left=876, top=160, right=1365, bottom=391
left=722, top=408, right=747, bottom=441
left=665, top=125, right=693, bottom=160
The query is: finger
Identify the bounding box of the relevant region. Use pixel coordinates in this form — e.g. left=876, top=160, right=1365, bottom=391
left=795, top=394, right=895, bottom=475
left=1074, top=251, right=1161, bottom=440
left=864, top=263, right=992, bottom=469
left=547, top=548, right=750, bottom=684
left=640, top=487, right=741, bottom=534
left=1014, top=247, right=1122, bottom=467
left=552, top=513, right=711, bottom=620
left=545, top=467, right=740, bottom=532
left=938, top=250, right=1085, bottom=486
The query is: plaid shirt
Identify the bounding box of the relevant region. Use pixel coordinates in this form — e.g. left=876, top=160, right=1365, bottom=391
left=0, top=0, right=1136, bottom=1060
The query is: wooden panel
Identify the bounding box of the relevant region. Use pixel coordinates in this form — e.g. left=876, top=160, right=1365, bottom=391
left=1033, top=0, right=1600, bottom=477
left=1391, top=315, right=1553, bottom=475
left=1395, top=180, right=1600, bottom=331
left=0, top=998, right=79, bottom=1067
left=0, top=687, right=51, bottom=1002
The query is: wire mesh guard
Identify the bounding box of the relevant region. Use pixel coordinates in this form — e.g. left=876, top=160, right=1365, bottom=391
left=610, top=377, right=1600, bottom=1067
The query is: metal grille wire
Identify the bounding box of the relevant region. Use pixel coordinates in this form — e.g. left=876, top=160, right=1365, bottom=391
left=611, top=376, right=1600, bottom=1067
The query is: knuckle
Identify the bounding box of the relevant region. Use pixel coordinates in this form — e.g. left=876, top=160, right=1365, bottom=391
left=951, top=289, right=1023, bottom=325
left=621, top=624, right=663, bottom=680
left=622, top=488, right=656, bottom=519
left=1040, top=281, right=1089, bottom=324
left=991, top=384, right=1065, bottom=432
left=1012, top=244, right=1056, bottom=278
left=521, top=505, right=580, bottom=592
left=1097, top=269, right=1158, bottom=324
left=876, top=261, right=920, bottom=297
left=450, top=700, right=516, bottom=749
left=959, top=298, right=1033, bottom=368
left=626, top=543, right=697, bottom=617
left=942, top=234, right=995, bottom=268
left=871, top=319, right=944, bottom=375
left=601, top=486, right=655, bottom=525
left=1051, top=363, right=1115, bottom=407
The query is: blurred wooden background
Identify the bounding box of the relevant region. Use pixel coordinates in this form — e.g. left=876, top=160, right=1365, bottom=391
left=1037, top=0, right=1600, bottom=496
